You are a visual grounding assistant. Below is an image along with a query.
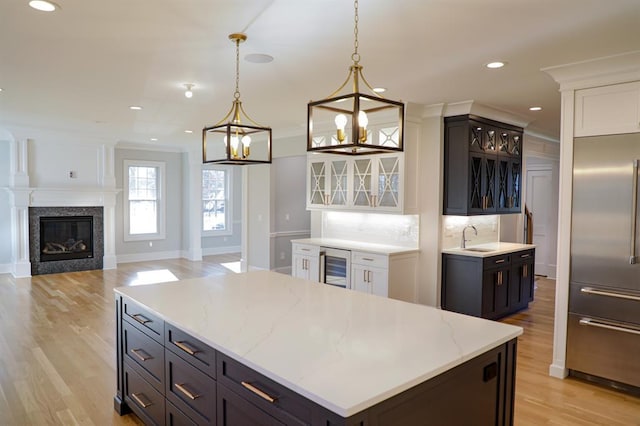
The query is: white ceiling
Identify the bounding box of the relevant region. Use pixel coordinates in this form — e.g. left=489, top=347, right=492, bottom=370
left=1, top=0, right=639, bottom=149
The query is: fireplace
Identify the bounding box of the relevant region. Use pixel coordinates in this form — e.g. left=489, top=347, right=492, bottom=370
left=29, top=207, right=104, bottom=275
left=40, top=216, right=94, bottom=262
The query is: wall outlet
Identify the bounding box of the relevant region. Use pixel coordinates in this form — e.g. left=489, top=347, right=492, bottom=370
left=69, top=171, right=76, bottom=178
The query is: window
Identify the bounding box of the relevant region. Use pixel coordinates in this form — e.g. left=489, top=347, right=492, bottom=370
left=124, top=160, right=166, bottom=241
left=202, top=167, right=232, bottom=235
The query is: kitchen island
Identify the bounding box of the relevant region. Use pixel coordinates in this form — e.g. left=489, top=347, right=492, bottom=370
left=114, top=270, right=522, bottom=425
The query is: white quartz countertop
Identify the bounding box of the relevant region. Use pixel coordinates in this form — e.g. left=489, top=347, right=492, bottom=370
left=115, top=271, right=522, bottom=417
left=442, top=242, right=536, bottom=258
left=291, top=237, right=418, bottom=255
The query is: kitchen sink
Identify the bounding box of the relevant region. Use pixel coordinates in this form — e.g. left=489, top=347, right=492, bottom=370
left=462, top=248, right=494, bottom=253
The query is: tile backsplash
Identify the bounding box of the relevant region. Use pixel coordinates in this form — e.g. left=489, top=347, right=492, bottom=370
left=322, top=211, right=419, bottom=248
left=441, top=215, right=499, bottom=249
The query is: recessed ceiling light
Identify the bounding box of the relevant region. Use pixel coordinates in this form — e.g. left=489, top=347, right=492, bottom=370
left=184, top=83, right=194, bottom=98
left=245, top=53, right=274, bottom=64
left=150, top=138, right=158, bottom=141
left=129, top=105, right=142, bottom=110
left=486, top=61, right=506, bottom=69
left=29, top=1, right=59, bottom=12
left=373, top=87, right=386, bottom=93
left=184, top=130, right=193, bottom=134
left=529, top=106, right=542, bottom=111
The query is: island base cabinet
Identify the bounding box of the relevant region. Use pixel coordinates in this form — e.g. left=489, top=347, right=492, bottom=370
left=366, top=340, right=516, bottom=426
left=218, top=384, right=284, bottom=426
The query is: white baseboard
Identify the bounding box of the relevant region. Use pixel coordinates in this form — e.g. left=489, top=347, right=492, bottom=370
left=116, top=250, right=182, bottom=264
left=202, top=246, right=241, bottom=256
left=0, top=263, right=11, bottom=274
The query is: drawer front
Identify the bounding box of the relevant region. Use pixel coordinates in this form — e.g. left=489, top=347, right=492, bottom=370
left=567, top=313, right=640, bottom=388
left=218, top=383, right=284, bottom=426
left=166, top=324, right=216, bottom=379
left=123, top=298, right=164, bottom=343
left=218, top=353, right=311, bottom=425
left=166, top=350, right=216, bottom=424
left=483, top=253, right=511, bottom=269
left=293, top=243, right=320, bottom=257
left=512, top=249, right=534, bottom=263
left=123, top=320, right=165, bottom=391
left=166, top=400, right=198, bottom=426
left=351, top=251, right=388, bottom=268
left=124, top=361, right=165, bottom=426
left=569, top=283, right=640, bottom=325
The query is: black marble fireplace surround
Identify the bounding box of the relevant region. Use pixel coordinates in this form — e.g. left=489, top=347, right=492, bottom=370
left=29, top=207, right=104, bottom=275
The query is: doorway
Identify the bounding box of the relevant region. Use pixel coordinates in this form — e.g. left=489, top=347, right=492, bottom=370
left=525, top=161, right=557, bottom=278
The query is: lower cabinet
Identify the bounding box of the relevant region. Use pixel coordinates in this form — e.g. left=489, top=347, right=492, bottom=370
left=442, top=249, right=535, bottom=320
left=116, top=295, right=517, bottom=425
left=291, top=243, right=320, bottom=282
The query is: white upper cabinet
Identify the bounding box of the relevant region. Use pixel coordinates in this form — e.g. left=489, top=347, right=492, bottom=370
left=575, top=81, right=640, bottom=137
left=307, top=152, right=407, bottom=213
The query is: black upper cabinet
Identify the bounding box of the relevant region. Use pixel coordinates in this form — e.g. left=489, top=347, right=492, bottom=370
left=444, top=115, right=523, bottom=215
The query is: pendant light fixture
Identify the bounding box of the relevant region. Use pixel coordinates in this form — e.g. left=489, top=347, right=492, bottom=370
left=203, top=33, right=272, bottom=165
left=307, top=0, right=404, bottom=155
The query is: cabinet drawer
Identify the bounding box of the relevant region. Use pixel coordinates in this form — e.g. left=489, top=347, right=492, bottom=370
left=567, top=313, right=640, bottom=388
left=124, top=361, right=165, bottom=426
left=166, top=324, right=216, bottom=379
left=166, top=350, right=216, bottom=425
left=293, top=243, right=320, bottom=257
left=512, top=249, right=534, bottom=263
left=218, top=353, right=312, bottom=425
left=483, top=254, right=511, bottom=269
left=123, top=320, right=165, bottom=391
left=351, top=251, right=388, bottom=268
left=123, top=298, right=164, bottom=343
left=218, top=382, right=284, bottom=426
left=166, top=400, right=198, bottom=426
left=569, top=283, right=640, bottom=325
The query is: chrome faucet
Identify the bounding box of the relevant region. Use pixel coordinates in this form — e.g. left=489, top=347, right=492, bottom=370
left=461, top=225, right=478, bottom=249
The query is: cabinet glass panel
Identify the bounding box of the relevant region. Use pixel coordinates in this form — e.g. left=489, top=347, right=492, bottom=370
left=510, top=160, right=521, bottom=209
left=329, top=160, right=348, bottom=206
left=378, top=126, right=400, bottom=148
left=484, top=129, right=497, bottom=152
left=377, top=156, right=400, bottom=208
left=510, top=134, right=521, bottom=157
left=498, top=132, right=509, bottom=155
left=470, top=155, right=483, bottom=209
left=484, top=157, right=496, bottom=209
left=353, top=158, right=373, bottom=207
left=497, top=159, right=509, bottom=210
left=309, top=161, right=326, bottom=205
left=469, top=124, right=484, bottom=152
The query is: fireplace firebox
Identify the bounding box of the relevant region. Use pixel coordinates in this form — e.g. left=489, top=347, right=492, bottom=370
left=39, top=216, right=94, bottom=262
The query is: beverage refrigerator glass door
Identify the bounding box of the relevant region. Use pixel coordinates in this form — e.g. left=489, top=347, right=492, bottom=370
left=321, top=247, right=351, bottom=289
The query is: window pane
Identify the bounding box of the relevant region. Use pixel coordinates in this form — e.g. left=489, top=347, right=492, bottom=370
left=129, top=200, right=157, bottom=234
left=202, top=169, right=228, bottom=232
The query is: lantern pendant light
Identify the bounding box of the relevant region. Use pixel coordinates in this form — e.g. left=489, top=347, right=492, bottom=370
left=203, top=33, right=272, bottom=165
left=307, top=0, right=404, bottom=155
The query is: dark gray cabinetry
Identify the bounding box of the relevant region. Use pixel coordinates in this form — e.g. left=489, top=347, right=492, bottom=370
left=444, top=115, right=523, bottom=215
left=115, top=295, right=518, bottom=425
left=442, top=249, right=535, bottom=320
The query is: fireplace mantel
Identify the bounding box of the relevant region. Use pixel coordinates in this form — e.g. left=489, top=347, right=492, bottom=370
left=6, top=186, right=120, bottom=277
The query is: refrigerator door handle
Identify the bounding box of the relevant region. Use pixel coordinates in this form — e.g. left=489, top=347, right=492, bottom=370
left=579, top=318, right=640, bottom=336
left=631, top=159, right=639, bottom=265
left=581, top=286, right=640, bottom=302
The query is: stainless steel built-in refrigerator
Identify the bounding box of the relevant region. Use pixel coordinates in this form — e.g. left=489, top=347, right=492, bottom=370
left=567, top=133, right=640, bottom=393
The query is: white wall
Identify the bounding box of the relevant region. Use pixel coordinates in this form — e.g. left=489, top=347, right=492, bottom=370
left=0, top=141, right=11, bottom=270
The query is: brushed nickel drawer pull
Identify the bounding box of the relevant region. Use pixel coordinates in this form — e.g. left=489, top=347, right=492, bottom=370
left=174, top=340, right=199, bottom=356
left=362, top=257, right=374, bottom=262
left=495, top=259, right=505, bottom=264
left=580, top=287, right=640, bottom=302
left=131, top=392, right=153, bottom=408
left=579, top=318, right=640, bottom=336
left=175, top=383, right=200, bottom=400
left=130, top=348, right=151, bottom=362
left=520, top=254, right=530, bottom=258
left=241, top=381, right=277, bottom=403
left=131, top=313, right=151, bottom=324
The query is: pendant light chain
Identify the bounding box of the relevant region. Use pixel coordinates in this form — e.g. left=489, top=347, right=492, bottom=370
left=234, top=38, right=241, bottom=100
left=352, top=0, right=360, bottom=64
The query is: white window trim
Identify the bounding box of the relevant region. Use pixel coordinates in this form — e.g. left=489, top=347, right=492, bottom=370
left=123, top=159, right=166, bottom=242
left=202, top=165, right=233, bottom=237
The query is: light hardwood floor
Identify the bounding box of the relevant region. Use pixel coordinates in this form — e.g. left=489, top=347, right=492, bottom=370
left=0, top=256, right=638, bottom=425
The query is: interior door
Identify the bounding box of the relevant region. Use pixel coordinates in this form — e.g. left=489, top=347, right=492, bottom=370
left=526, top=167, right=552, bottom=277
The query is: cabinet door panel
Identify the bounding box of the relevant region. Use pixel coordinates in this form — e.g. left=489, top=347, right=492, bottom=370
left=308, top=161, right=327, bottom=207
left=376, top=156, right=400, bottom=208
left=352, top=158, right=373, bottom=208
left=217, top=384, right=284, bottom=426
left=329, top=159, right=348, bottom=207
